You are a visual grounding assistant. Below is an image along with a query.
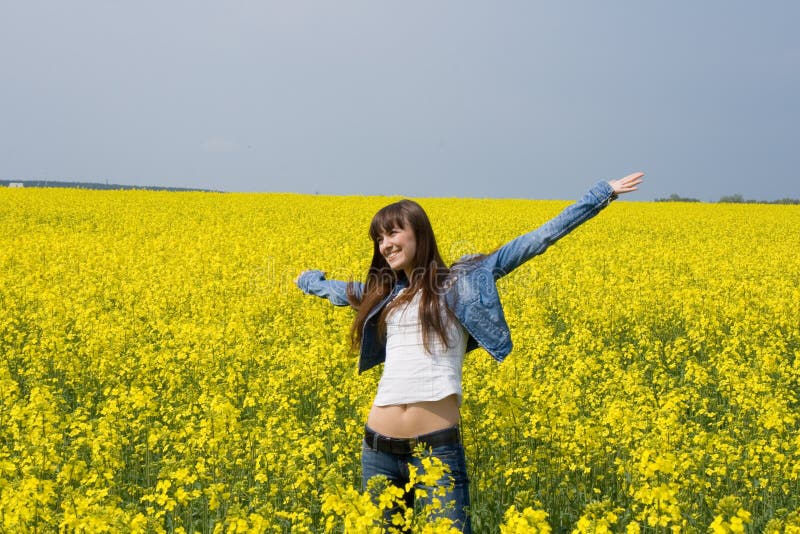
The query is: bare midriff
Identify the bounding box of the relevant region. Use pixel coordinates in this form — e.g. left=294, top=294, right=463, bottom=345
left=366, top=394, right=460, bottom=438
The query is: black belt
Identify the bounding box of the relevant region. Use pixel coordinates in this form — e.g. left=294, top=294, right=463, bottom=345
left=364, top=425, right=461, bottom=455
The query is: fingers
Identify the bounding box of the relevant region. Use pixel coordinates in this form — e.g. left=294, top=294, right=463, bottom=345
left=621, top=172, right=644, bottom=188
left=294, top=270, right=325, bottom=284
left=608, top=172, right=644, bottom=195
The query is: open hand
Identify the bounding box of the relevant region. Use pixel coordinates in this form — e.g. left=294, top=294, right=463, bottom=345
left=608, top=172, right=644, bottom=196
left=294, top=270, right=325, bottom=284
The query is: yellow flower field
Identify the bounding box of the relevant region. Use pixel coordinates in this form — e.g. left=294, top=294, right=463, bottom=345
left=1, top=188, right=798, bottom=532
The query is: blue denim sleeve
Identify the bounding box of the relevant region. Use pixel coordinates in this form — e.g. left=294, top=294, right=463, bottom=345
left=295, top=269, right=363, bottom=307
left=486, top=180, right=616, bottom=279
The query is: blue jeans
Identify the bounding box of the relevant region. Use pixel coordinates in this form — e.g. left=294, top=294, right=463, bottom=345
left=361, top=427, right=472, bottom=533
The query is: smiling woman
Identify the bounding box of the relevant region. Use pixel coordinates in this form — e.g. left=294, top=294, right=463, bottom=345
left=377, top=224, right=417, bottom=275
left=295, top=172, right=644, bottom=532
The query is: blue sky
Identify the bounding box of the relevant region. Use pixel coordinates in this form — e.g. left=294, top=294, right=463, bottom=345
left=2, top=1, right=798, bottom=201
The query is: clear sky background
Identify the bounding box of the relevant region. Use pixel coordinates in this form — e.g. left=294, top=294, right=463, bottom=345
left=2, top=1, right=798, bottom=201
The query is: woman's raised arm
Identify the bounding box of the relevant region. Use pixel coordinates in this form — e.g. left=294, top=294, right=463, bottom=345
left=295, top=270, right=363, bottom=307
left=483, top=172, right=645, bottom=279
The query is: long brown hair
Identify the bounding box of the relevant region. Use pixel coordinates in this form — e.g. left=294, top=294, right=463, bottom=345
left=346, top=199, right=455, bottom=354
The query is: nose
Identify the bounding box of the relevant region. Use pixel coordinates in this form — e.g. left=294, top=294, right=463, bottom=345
left=380, top=235, right=395, bottom=255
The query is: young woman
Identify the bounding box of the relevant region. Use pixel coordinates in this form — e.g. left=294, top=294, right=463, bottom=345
left=295, top=173, right=644, bottom=532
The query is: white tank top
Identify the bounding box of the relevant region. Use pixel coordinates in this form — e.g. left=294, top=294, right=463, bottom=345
left=373, top=288, right=468, bottom=407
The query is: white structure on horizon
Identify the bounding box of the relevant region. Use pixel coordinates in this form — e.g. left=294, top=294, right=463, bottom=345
left=9, top=182, right=24, bottom=188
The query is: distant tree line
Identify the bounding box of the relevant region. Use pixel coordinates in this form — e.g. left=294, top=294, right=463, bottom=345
left=0, top=179, right=222, bottom=193
left=656, top=193, right=799, bottom=204
left=654, top=193, right=701, bottom=202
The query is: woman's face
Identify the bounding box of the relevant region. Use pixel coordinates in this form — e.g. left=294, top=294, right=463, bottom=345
left=376, top=224, right=417, bottom=276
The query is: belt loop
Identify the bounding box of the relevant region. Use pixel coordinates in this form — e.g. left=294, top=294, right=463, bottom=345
left=371, top=428, right=378, bottom=451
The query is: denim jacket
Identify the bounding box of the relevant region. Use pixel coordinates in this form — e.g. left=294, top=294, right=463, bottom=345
left=296, top=180, right=616, bottom=373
